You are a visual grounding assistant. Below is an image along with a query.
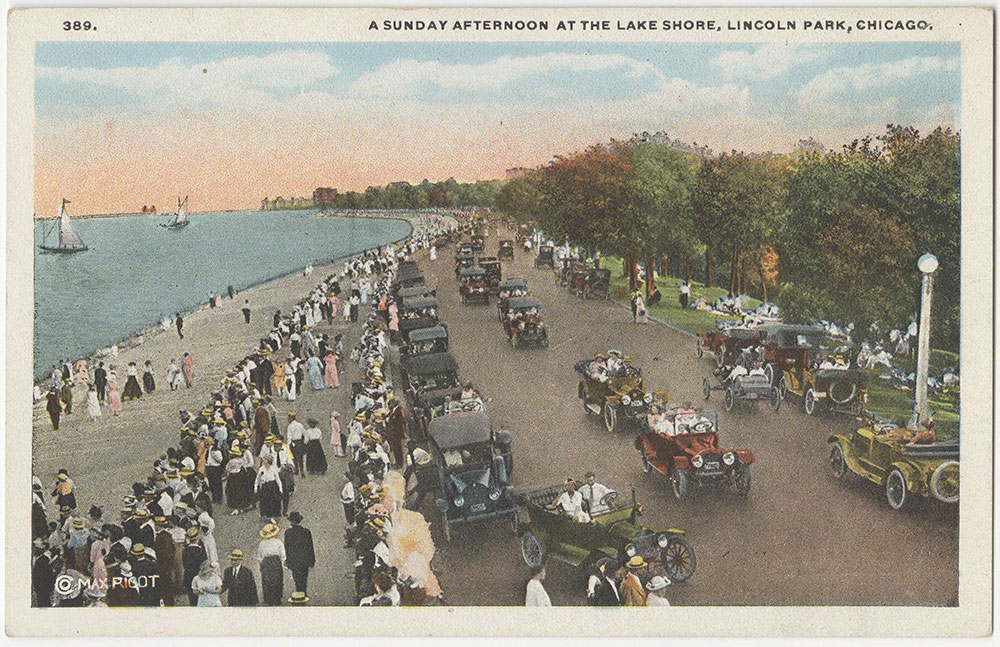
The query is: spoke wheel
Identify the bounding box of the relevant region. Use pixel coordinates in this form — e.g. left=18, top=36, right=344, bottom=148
left=770, top=386, right=782, bottom=412
left=734, top=464, right=751, bottom=496
left=521, top=531, right=545, bottom=568
left=715, top=349, right=726, bottom=369
left=696, top=339, right=703, bottom=358
left=885, top=469, right=907, bottom=510
left=829, top=444, right=848, bottom=478
left=603, top=403, right=618, bottom=432
left=662, top=537, right=697, bottom=582
left=764, top=363, right=775, bottom=386
left=671, top=468, right=690, bottom=499
left=930, top=461, right=960, bottom=503
left=804, top=388, right=817, bottom=415
left=640, top=445, right=653, bottom=474
left=724, top=387, right=735, bottom=412
left=702, top=378, right=712, bottom=401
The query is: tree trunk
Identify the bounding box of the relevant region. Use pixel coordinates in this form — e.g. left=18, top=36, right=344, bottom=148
left=706, top=246, right=714, bottom=287
left=730, top=250, right=738, bottom=295
left=760, top=266, right=769, bottom=302
left=622, top=256, right=629, bottom=279
left=646, top=254, right=656, bottom=298
left=662, top=255, right=670, bottom=279
left=685, top=258, right=692, bottom=283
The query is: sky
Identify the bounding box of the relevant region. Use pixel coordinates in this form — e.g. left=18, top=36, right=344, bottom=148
left=34, top=41, right=960, bottom=215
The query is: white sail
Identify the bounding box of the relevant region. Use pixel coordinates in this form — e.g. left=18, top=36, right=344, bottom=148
left=173, top=196, right=188, bottom=225
left=56, top=200, right=85, bottom=249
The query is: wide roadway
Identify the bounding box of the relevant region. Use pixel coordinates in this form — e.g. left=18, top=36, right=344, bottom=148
left=417, top=233, right=958, bottom=607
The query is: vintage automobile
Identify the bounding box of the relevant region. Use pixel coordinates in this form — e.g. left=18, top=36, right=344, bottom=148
left=636, top=408, right=753, bottom=498
left=455, top=242, right=475, bottom=258
left=422, top=411, right=514, bottom=543
left=478, top=256, right=502, bottom=288
left=400, top=324, right=449, bottom=358
left=703, top=368, right=781, bottom=412
left=758, top=323, right=828, bottom=385
left=470, top=234, right=486, bottom=252
left=828, top=422, right=959, bottom=510
left=396, top=285, right=436, bottom=301
left=516, top=222, right=534, bottom=243
left=392, top=266, right=425, bottom=295
left=396, top=296, right=442, bottom=344
left=495, top=277, right=529, bottom=311
left=582, top=268, right=612, bottom=300
left=459, top=267, right=490, bottom=305
left=401, top=352, right=460, bottom=407
left=454, top=253, right=477, bottom=279
left=498, top=239, right=515, bottom=260
left=696, top=326, right=766, bottom=368
left=778, top=349, right=868, bottom=415
left=534, top=245, right=555, bottom=269
left=575, top=352, right=665, bottom=432
left=513, top=483, right=696, bottom=582
left=502, top=297, right=549, bottom=349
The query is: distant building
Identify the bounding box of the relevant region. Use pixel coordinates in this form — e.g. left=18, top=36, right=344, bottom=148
left=313, top=187, right=337, bottom=203
left=505, top=167, right=531, bottom=180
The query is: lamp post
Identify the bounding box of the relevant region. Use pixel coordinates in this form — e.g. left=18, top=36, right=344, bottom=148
left=913, top=253, right=939, bottom=428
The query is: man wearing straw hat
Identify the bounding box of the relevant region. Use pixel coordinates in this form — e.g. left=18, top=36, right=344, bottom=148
left=621, top=556, right=649, bottom=606
left=181, top=527, right=208, bottom=606
left=222, top=549, right=258, bottom=607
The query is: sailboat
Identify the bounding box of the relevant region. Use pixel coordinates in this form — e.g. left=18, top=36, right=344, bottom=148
left=38, top=199, right=88, bottom=253
left=160, top=196, right=189, bottom=229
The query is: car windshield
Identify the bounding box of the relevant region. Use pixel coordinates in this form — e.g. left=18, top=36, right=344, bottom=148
left=411, top=372, right=459, bottom=391
left=664, top=411, right=719, bottom=435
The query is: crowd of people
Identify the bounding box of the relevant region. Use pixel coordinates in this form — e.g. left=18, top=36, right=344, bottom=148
left=32, top=213, right=459, bottom=608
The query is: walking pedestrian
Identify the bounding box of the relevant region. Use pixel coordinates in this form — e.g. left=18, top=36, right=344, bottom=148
left=59, top=379, right=74, bottom=414
left=176, top=312, right=184, bottom=339
left=257, top=523, right=285, bottom=606
left=330, top=410, right=344, bottom=457
left=93, top=362, right=107, bottom=401
left=182, top=352, right=194, bottom=388
left=222, top=549, right=258, bottom=606
left=45, top=388, right=61, bottom=430
left=191, top=561, right=223, bottom=607
left=621, top=556, right=648, bottom=606
left=678, top=280, right=690, bottom=309
left=142, top=360, right=156, bottom=394
left=242, top=300, right=252, bottom=324
left=284, top=512, right=315, bottom=596
left=645, top=576, right=671, bottom=606
left=181, top=527, right=208, bottom=606
left=106, top=372, right=122, bottom=415
left=85, top=385, right=101, bottom=420
left=323, top=350, right=340, bottom=388
left=254, top=455, right=283, bottom=519
left=228, top=285, right=235, bottom=299
left=286, top=413, right=306, bottom=477
left=122, top=362, right=142, bottom=401
left=525, top=565, right=551, bottom=606
left=304, top=419, right=327, bottom=475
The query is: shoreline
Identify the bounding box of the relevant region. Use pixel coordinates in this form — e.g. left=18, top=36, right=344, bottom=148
left=33, top=212, right=424, bottom=386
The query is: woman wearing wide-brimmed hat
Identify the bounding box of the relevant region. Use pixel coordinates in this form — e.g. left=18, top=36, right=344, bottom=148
left=257, top=523, right=286, bottom=606
left=191, top=560, right=224, bottom=607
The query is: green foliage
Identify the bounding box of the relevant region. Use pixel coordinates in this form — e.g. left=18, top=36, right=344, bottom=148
left=631, top=143, right=702, bottom=261
left=320, top=178, right=502, bottom=211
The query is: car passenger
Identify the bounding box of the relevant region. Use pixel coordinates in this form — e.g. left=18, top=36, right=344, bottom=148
left=548, top=478, right=590, bottom=522
left=461, top=382, right=478, bottom=400
left=579, top=472, right=614, bottom=516
left=726, top=364, right=748, bottom=384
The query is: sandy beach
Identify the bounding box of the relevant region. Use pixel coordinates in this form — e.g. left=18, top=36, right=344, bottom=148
left=31, top=213, right=436, bottom=605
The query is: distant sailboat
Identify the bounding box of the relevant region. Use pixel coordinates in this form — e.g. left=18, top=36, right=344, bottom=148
left=161, top=196, right=189, bottom=229
left=38, top=199, right=88, bottom=253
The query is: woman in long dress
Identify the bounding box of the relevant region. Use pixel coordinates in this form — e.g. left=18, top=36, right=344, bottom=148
left=106, top=373, right=122, bottom=415
left=304, top=419, right=328, bottom=475
left=284, top=360, right=297, bottom=401
left=142, top=360, right=156, bottom=393
left=257, top=524, right=285, bottom=606
left=191, top=561, right=223, bottom=607
left=254, top=456, right=283, bottom=519
left=271, top=361, right=286, bottom=398
left=122, top=362, right=143, bottom=400
left=85, top=385, right=101, bottom=420
left=328, top=294, right=339, bottom=320
left=75, top=359, right=88, bottom=384
left=329, top=410, right=344, bottom=457
left=306, top=355, right=324, bottom=391
left=323, top=351, right=339, bottom=388
left=635, top=294, right=649, bottom=324
left=182, top=353, right=194, bottom=388
left=429, top=245, right=437, bottom=261
left=224, top=448, right=253, bottom=514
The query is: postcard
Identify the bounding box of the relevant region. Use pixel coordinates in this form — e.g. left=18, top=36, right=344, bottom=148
left=6, top=5, right=993, bottom=637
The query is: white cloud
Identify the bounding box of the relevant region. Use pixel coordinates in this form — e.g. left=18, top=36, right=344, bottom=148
left=37, top=50, right=339, bottom=106
left=712, top=43, right=823, bottom=80
left=798, top=55, right=958, bottom=103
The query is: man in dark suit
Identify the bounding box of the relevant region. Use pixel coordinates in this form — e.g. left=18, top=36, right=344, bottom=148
left=284, top=512, right=315, bottom=595
left=94, top=362, right=107, bottom=402
left=222, top=549, right=258, bottom=606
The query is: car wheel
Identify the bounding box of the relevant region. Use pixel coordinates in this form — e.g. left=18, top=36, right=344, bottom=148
left=724, top=387, right=735, bottom=412
left=778, top=375, right=789, bottom=400
left=461, top=295, right=467, bottom=304
left=770, top=386, right=782, bottom=412
left=541, top=331, right=549, bottom=348
left=511, top=335, right=518, bottom=349
left=702, top=378, right=712, bottom=401
left=671, top=468, right=690, bottom=499
left=734, top=464, right=751, bottom=496
left=763, top=363, right=775, bottom=386
left=662, top=537, right=697, bottom=583
left=696, top=339, right=703, bottom=358
left=829, top=444, right=848, bottom=479
left=715, top=349, right=726, bottom=369
left=804, top=388, right=817, bottom=415
left=930, top=461, right=960, bottom=503
left=603, top=403, right=617, bottom=432
left=829, top=379, right=857, bottom=405
left=885, top=468, right=907, bottom=510
left=639, top=445, right=653, bottom=474
left=521, top=531, right=545, bottom=569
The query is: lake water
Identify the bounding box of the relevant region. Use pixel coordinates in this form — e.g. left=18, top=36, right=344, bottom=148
left=33, top=210, right=412, bottom=379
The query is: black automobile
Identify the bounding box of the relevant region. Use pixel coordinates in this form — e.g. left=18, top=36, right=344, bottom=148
left=455, top=253, right=476, bottom=279
left=584, top=268, right=612, bottom=300
left=397, top=296, right=442, bottom=344
left=498, top=240, right=515, bottom=260
left=478, top=256, right=502, bottom=288
left=423, top=411, right=515, bottom=543
left=459, top=267, right=490, bottom=305
left=396, top=285, right=436, bottom=301
left=471, top=235, right=485, bottom=252
left=501, top=297, right=549, bottom=349
left=393, top=265, right=425, bottom=294
left=401, top=352, right=461, bottom=405
left=534, top=245, right=555, bottom=269
left=456, top=243, right=475, bottom=258
left=401, top=324, right=449, bottom=358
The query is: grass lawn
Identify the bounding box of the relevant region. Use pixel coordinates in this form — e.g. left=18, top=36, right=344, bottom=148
left=601, top=255, right=960, bottom=439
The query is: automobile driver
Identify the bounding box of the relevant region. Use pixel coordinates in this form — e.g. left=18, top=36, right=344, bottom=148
left=647, top=405, right=674, bottom=436
left=547, top=478, right=590, bottom=522
left=726, top=363, right=748, bottom=384
left=579, top=472, right=614, bottom=516
left=461, top=382, right=478, bottom=400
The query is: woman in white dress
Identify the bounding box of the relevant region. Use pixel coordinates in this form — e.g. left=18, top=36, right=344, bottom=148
left=284, top=359, right=297, bottom=401
left=85, top=385, right=101, bottom=420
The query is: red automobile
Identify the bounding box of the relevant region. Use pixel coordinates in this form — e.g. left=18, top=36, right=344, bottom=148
left=635, top=407, right=753, bottom=499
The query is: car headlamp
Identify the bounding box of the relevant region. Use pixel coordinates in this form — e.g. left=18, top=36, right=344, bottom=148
left=622, top=395, right=632, bottom=406
left=692, top=455, right=705, bottom=468
left=488, top=488, right=501, bottom=501
left=625, top=543, right=637, bottom=557
left=644, top=393, right=654, bottom=404
left=435, top=498, right=449, bottom=512
left=453, top=496, right=465, bottom=508
left=657, top=534, right=670, bottom=548
left=723, top=452, right=736, bottom=466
